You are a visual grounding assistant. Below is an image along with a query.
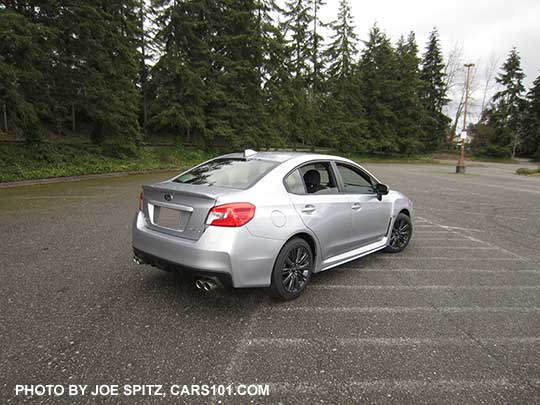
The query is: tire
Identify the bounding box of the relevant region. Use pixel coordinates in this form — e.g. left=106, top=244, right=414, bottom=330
left=268, top=238, right=314, bottom=301
left=384, top=212, right=413, bottom=253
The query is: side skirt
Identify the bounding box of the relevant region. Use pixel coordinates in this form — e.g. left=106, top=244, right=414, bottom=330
left=317, top=237, right=389, bottom=273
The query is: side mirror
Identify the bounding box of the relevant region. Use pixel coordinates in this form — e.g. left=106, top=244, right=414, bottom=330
left=375, top=183, right=389, bottom=200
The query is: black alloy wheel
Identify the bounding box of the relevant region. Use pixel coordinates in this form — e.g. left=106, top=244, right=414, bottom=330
left=269, top=238, right=314, bottom=300
left=384, top=213, right=412, bottom=253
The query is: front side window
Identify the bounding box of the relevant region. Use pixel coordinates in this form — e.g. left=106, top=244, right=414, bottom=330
left=174, top=158, right=279, bottom=189
left=336, top=164, right=375, bottom=194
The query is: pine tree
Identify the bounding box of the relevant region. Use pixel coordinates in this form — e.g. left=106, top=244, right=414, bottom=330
left=149, top=0, right=211, bottom=146
left=209, top=0, right=265, bottom=148
left=323, top=0, right=365, bottom=150
left=357, top=24, right=401, bottom=154
left=471, top=48, right=526, bottom=158
left=394, top=32, right=426, bottom=154
left=491, top=47, right=526, bottom=157
left=0, top=5, right=53, bottom=142
left=325, top=0, right=357, bottom=82
left=305, top=0, right=326, bottom=149
left=255, top=0, right=291, bottom=147
left=138, top=0, right=152, bottom=140
left=282, top=0, right=312, bottom=82
left=520, top=72, right=540, bottom=160
left=419, top=28, right=450, bottom=152
left=308, top=0, right=326, bottom=91
left=45, top=1, right=142, bottom=149
left=281, top=0, right=313, bottom=147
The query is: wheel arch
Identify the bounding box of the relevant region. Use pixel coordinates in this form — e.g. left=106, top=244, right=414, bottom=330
left=288, top=232, right=318, bottom=260
left=399, top=208, right=411, bottom=217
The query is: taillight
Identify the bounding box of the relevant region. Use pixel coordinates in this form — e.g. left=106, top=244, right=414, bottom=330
left=138, top=191, right=143, bottom=211
left=206, top=203, right=256, bottom=227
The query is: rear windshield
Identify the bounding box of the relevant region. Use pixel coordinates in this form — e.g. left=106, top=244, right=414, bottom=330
left=173, top=158, right=279, bottom=189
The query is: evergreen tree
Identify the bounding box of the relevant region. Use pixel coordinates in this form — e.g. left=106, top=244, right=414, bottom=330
left=323, top=0, right=365, bottom=150
left=209, top=0, right=264, bottom=148
left=138, top=0, right=152, bottom=140
left=149, top=0, right=212, bottom=146
left=394, top=32, right=426, bottom=154
left=472, top=48, right=526, bottom=158
left=282, top=0, right=312, bottom=82
left=47, top=1, right=142, bottom=149
left=281, top=0, right=313, bottom=147
left=325, top=0, right=357, bottom=82
left=0, top=7, right=51, bottom=142
left=305, top=0, right=326, bottom=149
left=308, top=0, right=326, bottom=91
left=491, top=47, right=526, bottom=157
left=520, top=71, right=540, bottom=160
left=255, top=0, right=291, bottom=147
left=357, top=24, right=401, bottom=154
left=419, top=28, right=450, bottom=152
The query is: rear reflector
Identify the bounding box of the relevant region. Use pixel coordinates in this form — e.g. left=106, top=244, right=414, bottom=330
left=138, top=191, right=143, bottom=211
left=206, top=203, right=256, bottom=227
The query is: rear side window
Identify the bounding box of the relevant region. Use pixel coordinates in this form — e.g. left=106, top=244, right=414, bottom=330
left=336, top=163, right=374, bottom=194
left=284, top=162, right=338, bottom=195
left=174, top=158, right=278, bottom=189
left=284, top=170, right=306, bottom=194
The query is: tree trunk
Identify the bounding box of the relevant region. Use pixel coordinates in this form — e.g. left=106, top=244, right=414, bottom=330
left=511, top=131, right=519, bottom=159
left=72, top=103, right=76, bottom=133
left=2, top=103, right=7, bottom=133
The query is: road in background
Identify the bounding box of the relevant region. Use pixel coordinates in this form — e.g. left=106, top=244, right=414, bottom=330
left=1, top=161, right=539, bottom=403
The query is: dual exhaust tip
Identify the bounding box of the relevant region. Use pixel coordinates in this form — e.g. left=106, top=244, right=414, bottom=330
left=134, top=255, right=219, bottom=292
left=133, top=255, right=144, bottom=265
left=195, top=278, right=219, bottom=292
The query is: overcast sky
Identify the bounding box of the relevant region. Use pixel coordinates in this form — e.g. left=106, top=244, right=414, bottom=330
left=317, top=0, right=540, bottom=120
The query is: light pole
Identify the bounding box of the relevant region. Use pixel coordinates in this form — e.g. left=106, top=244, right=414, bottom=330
left=456, top=63, right=474, bottom=174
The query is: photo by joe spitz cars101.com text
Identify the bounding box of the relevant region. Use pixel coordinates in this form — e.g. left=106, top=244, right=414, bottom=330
left=132, top=150, right=413, bottom=300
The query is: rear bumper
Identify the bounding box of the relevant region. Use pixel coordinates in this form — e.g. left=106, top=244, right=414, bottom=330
left=133, top=247, right=234, bottom=287
left=132, top=211, right=283, bottom=288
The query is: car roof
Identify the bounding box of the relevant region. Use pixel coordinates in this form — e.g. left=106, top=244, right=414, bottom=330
left=219, top=151, right=349, bottom=164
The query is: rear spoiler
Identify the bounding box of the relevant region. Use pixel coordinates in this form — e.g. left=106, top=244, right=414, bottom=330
left=142, top=185, right=218, bottom=200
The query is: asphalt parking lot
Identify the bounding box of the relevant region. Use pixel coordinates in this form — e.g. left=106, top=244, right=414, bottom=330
left=1, top=161, right=540, bottom=404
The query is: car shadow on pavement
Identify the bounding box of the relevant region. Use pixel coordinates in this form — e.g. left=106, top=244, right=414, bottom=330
left=134, top=267, right=270, bottom=310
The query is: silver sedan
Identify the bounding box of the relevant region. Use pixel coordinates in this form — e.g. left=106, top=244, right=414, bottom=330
left=132, top=150, right=413, bottom=300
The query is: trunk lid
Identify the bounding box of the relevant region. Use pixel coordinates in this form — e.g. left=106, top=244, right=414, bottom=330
left=141, top=182, right=231, bottom=241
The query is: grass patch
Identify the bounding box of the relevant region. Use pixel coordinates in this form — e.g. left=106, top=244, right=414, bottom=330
left=344, top=153, right=438, bottom=164
left=516, top=167, right=540, bottom=176
left=433, top=153, right=518, bottom=163
left=0, top=144, right=214, bottom=182
left=0, top=144, right=462, bottom=183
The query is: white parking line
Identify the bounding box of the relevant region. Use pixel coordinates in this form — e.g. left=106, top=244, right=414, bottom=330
left=263, top=378, right=539, bottom=395
left=271, top=306, right=540, bottom=314
left=376, top=256, right=527, bottom=261
left=417, top=217, right=529, bottom=260
left=414, top=237, right=464, bottom=240
left=310, top=285, right=540, bottom=291
left=246, top=337, right=540, bottom=346
left=415, top=231, right=456, bottom=234
left=417, top=246, right=498, bottom=250
left=420, top=207, right=529, bottom=221
left=334, top=268, right=540, bottom=273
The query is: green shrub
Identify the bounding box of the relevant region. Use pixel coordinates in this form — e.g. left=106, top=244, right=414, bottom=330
left=516, top=167, right=540, bottom=175
left=474, top=144, right=512, bottom=159
left=0, top=144, right=215, bottom=182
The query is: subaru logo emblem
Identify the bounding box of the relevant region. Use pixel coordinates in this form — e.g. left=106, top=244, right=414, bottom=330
left=164, top=194, right=173, bottom=202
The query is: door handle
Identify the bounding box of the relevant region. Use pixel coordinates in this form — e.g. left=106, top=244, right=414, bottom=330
left=351, top=202, right=362, bottom=211
left=301, top=204, right=316, bottom=214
